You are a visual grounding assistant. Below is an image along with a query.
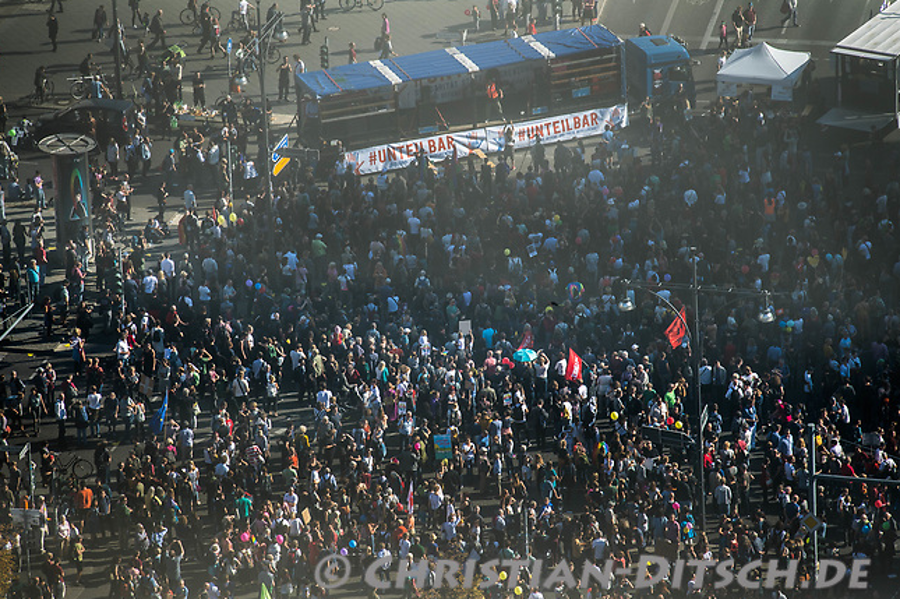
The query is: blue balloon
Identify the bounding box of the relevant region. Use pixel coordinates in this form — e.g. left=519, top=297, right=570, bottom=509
left=255, top=282, right=262, bottom=290
left=825, top=253, right=833, bottom=262
left=779, top=321, right=786, bottom=329
left=787, top=320, right=795, bottom=328
left=349, top=540, right=357, bottom=548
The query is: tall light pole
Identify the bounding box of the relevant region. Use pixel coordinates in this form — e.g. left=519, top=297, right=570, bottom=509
left=691, top=247, right=705, bottom=530
left=621, top=276, right=781, bottom=533
left=256, top=0, right=274, bottom=208
left=620, top=278, right=705, bottom=530
left=111, top=0, right=124, bottom=99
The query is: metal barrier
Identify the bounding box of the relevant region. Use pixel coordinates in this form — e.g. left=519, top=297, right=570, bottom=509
left=0, top=302, right=35, bottom=344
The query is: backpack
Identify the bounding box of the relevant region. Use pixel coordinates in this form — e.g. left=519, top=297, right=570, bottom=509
left=141, top=142, right=151, bottom=162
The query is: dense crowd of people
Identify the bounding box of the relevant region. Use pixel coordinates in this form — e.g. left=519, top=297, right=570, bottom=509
left=1, top=18, right=900, bottom=599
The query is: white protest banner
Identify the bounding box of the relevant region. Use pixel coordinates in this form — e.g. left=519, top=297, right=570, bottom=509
left=485, top=103, right=628, bottom=152
left=343, top=103, right=628, bottom=175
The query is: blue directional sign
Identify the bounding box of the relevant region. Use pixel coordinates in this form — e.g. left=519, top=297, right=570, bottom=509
left=271, top=134, right=289, bottom=163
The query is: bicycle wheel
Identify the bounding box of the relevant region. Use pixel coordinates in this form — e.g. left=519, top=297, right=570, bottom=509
left=70, top=81, right=86, bottom=100
left=192, top=22, right=203, bottom=35
left=180, top=7, right=195, bottom=25
left=209, top=6, right=222, bottom=20
left=368, top=0, right=384, bottom=11
left=266, top=45, right=281, bottom=65
left=72, top=458, right=94, bottom=480
left=339, top=0, right=355, bottom=10
left=44, top=79, right=55, bottom=98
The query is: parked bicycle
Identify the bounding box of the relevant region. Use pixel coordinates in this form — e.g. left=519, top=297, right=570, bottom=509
left=226, top=9, right=256, bottom=32
left=54, top=452, right=95, bottom=480
left=339, top=0, right=384, bottom=11
left=180, top=4, right=221, bottom=25
left=259, top=40, right=281, bottom=65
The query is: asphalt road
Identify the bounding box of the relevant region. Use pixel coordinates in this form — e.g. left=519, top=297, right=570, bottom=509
left=0, top=0, right=888, bottom=118
left=0, top=0, right=892, bottom=596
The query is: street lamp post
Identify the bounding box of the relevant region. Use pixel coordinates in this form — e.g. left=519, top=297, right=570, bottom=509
left=620, top=275, right=706, bottom=530
left=256, top=0, right=274, bottom=208
left=111, top=0, right=124, bottom=99
left=691, top=248, right=705, bottom=530
left=621, top=273, right=779, bottom=532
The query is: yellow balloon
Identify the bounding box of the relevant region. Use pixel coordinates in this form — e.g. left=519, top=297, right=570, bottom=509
left=514, top=587, right=523, bottom=596
left=610, top=411, right=619, bottom=421
left=675, top=421, right=683, bottom=430
left=504, top=248, right=511, bottom=256
left=229, top=212, right=238, bottom=222
left=816, top=435, right=823, bottom=447
left=499, top=572, right=508, bottom=581
left=217, top=215, right=226, bottom=226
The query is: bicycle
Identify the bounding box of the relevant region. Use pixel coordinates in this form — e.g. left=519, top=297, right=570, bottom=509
left=226, top=9, right=256, bottom=33
left=68, top=74, right=104, bottom=100
left=55, top=452, right=95, bottom=480
left=339, top=0, right=383, bottom=12
left=28, top=77, right=55, bottom=106
left=180, top=4, right=221, bottom=25
left=260, top=41, right=281, bottom=65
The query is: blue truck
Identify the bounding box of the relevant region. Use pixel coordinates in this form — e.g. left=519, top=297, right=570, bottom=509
left=625, top=35, right=694, bottom=101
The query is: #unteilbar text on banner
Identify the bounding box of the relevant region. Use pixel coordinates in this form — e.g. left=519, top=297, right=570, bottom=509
left=343, top=103, right=628, bottom=176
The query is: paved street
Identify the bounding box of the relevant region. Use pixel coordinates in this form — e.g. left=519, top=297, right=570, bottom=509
left=0, top=0, right=889, bottom=119
left=0, top=0, right=893, bottom=597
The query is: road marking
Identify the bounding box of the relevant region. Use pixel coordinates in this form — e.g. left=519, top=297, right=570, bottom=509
left=687, top=34, right=837, bottom=48
left=597, top=0, right=610, bottom=19
left=660, top=0, right=680, bottom=36
left=701, top=0, right=726, bottom=49
left=748, top=37, right=837, bottom=47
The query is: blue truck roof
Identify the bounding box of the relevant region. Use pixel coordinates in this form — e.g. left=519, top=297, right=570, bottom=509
left=626, top=35, right=690, bottom=66
left=297, top=24, right=622, bottom=98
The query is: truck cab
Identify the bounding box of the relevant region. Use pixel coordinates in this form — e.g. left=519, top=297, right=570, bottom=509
left=625, top=35, right=694, bottom=101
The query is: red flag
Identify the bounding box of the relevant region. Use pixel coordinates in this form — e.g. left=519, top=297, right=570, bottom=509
left=565, top=348, right=583, bottom=382
left=406, top=480, right=414, bottom=514
left=517, top=330, right=534, bottom=350
left=665, top=308, right=688, bottom=349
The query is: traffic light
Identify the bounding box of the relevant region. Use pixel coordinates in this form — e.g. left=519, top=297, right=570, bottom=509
left=114, top=264, right=124, bottom=296
left=319, top=40, right=329, bottom=69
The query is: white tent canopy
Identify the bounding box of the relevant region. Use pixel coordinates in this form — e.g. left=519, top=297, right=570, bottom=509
left=717, top=43, right=811, bottom=101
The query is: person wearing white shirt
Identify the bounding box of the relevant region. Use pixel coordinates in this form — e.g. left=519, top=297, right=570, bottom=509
left=316, top=387, right=333, bottom=409
left=87, top=387, right=103, bottom=437
left=407, top=215, right=421, bottom=236
left=441, top=513, right=458, bottom=541
left=160, top=253, right=176, bottom=279
left=115, top=334, right=131, bottom=363
left=283, top=488, right=298, bottom=515
left=142, top=271, right=158, bottom=295
left=183, top=184, right=197, bottom=212
left=288, top=515, right=304, bottom=538
left=238, top=0, right=250, bottom=29
left=398, top=535, right=411, bottom=560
